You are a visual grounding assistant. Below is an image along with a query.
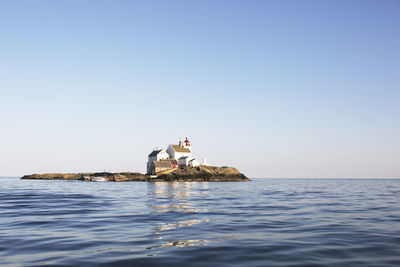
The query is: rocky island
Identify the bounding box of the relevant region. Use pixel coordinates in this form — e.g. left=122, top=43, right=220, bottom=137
left=21, top=166, right=249, bottom=182
left=21, top=137, right=249, bottom=182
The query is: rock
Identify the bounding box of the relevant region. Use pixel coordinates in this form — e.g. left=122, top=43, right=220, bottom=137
left=21, top=172, right=149, bottom=182
left=20, top=166, right=249, bottom=182
left=111, top=172, right=148, bottom=182
left=20, top=173, right=90, bottom=180
left=155, top=166, right=250, bottom=181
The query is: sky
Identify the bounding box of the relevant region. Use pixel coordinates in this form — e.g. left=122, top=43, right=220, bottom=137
left=0, top=0, right=399, bottom=178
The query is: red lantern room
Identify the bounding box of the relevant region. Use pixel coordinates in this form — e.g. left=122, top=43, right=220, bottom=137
left=184, top=137, right=191, bottom=146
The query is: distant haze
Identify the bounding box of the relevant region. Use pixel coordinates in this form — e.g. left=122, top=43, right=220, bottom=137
left=0, top=1, right=399, bottom=178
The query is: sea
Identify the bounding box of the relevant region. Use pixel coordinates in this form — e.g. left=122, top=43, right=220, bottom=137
left=0, top=177, right=399, bottom=267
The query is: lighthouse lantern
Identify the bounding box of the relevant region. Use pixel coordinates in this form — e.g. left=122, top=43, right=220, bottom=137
left=184, top=137, right=191, bottom=147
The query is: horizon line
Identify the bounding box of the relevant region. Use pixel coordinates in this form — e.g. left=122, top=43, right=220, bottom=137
left=2, top=176, right=400, bottom=180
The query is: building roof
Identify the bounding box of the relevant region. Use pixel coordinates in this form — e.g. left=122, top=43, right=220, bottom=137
left=148, top=150, right=162, bottom=157
left=178, top=156, right=189, bottom=160
left=152, top=161, right=172, bottom=168
left=171, top=144, right=191, bottom=153
left=161, top=159, right=178, bottom=165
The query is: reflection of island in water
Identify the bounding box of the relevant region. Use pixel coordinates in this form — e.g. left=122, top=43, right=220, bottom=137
left=146, top=182, right=214, bottom=252
left=148, top=182, right=210, bottom=213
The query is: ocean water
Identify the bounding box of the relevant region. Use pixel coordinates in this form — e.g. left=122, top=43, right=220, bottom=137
left=0, top=177, right=399, bottom=267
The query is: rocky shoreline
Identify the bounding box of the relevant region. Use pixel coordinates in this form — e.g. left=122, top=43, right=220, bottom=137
left=20, top=166, right=250, bottom=182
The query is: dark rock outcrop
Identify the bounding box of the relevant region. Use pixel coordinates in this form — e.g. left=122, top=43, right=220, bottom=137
left=154, top=166, right=249, bottom=181
left=21, top=166, right=249, bottom=182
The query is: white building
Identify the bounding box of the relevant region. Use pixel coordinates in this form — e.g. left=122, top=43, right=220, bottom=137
left=178, top=156, right=191, bottom=167
left=189, top=158, right=200, bottom=167
left=178, top=156, right=200, bottom=167
left=147, top=149, right=169, bottom=174
left=166, top=137, right=192, bottom=160
left=201, top=158, right=209, bottom=166
left=146, top=137, right=207, bottom=173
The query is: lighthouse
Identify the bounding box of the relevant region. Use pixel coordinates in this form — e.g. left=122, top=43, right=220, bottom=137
left=147, top=137, right=207, bottom=173
left=183, top=137, right=191, bottom=151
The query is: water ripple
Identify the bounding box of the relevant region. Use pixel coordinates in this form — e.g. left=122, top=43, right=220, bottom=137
left=0, top=178, right=399, bottom=266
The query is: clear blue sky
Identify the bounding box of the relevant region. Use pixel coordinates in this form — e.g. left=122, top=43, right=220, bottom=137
left=1, top=0, right=399, bottom=178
